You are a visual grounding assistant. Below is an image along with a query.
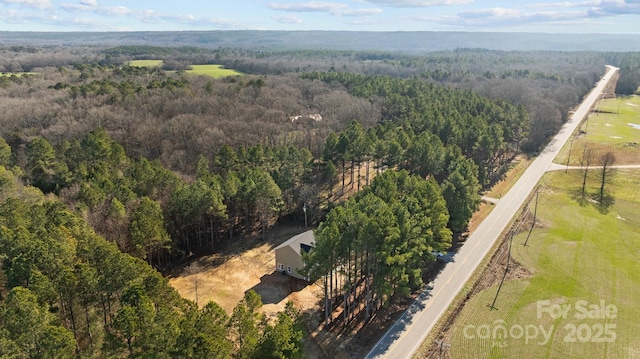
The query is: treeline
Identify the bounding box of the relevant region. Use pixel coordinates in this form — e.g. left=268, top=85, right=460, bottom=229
left=4, top=129, right=314, bottom=265
left=0, top=61, right=376, bottom=173
left=0, top=165, right=305, bottom=358
left=214, top=49, right=633, bottom=150
left=4, top=69, right=501, bottom=267
left=4, top=91, right=488, bottom=270
left=2, top=47, right=637, bottom=173
left=0, top=53, right=537, bottom=268
left=309, top=72, right=527, bottom=187
left=0, top=74, right=35, bottom=89
left=610, top=52, right=640, bottom=95
left=305, top=170, right=452, bottom=325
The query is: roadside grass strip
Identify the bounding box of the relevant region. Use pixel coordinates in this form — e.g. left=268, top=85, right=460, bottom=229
left=449, top=170, right=640, bottom=358
left=556, top=95, right=640, bottom=166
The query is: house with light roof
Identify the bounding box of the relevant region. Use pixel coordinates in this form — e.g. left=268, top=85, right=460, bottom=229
left=274, top=230, right=315, bottom=281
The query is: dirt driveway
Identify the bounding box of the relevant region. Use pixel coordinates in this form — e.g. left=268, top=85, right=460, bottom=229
left=169, top=226, right=321, bottom=311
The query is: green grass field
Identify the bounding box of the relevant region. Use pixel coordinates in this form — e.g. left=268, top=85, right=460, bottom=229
left=128, top=59, right=163, bottom=67
left=556, top=95, right=640, bottom=166
left=1, top=72, right=36, bottom=77
left=126, top=61, right=241, bottom=78
left=185, top=64, right=242, bottom=78
left=449, top=170, right=640, bottom=358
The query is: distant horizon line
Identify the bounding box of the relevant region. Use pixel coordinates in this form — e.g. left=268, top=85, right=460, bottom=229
left=1, top=29, right=639, bottom=35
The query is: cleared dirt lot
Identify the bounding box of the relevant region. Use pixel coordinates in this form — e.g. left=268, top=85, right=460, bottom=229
left=168, top=226, right=320, bottom=313
left=168, top=225, right=457, bottom=359
left=168, top=226, right=327, bottom=357
left=169, top=164, right=382, bottom=358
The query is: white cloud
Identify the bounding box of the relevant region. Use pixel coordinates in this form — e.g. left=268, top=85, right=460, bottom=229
left=524, top=0, right=640, bottom=16
left=98, top=6, right=132, bottom=16
left=268, top=1, right=381, bottom=17
left=431, top=6, right=588, bottom=28
left=339, top=7, right=382, bottom=16
left=61, top=3, right=93, bottom=11
left=1, top=9, right=28, bottom=23
left=363, top=0, right=473, bottom=7
left=0, top=0, right=51, bottom=10
left=69, top=16, right=102, bottom=27
left=272, top=14, right=303, bottom=23
left=268, top=1, right=348, bottom=12
left=0, top=0, right=257, bottom=30
left=458, top=7, right=521, bottom=20
left=0, top=9, right=103, bottom=28
left=138, top=10, right=243, bottom=29
left=588, top=0, right=640, bottom=16
left=527, top=1, right=601, bottom=8
left=61, top=3, right=132, bottom=16
left=414, top=1, right=640, bottom=29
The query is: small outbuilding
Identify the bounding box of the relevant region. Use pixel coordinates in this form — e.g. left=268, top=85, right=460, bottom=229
left=274, top=230, right=315, bottom=281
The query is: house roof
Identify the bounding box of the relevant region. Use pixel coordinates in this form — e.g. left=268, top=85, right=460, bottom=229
left=274, top=230, right=315, bottom=256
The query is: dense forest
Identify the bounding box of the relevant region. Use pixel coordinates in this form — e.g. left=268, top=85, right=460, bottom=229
left=1, top=43, right=640, bottom=357
left=305, top=170, right=454, bottom=325
left=0, top=164, right=304, bottom=358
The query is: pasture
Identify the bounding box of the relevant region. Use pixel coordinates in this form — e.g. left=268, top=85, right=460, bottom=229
left=128, top=59, right=163, bottom=67
left=186, top=64, right=242, bottom=78
left=1, top=72, right=36, bottom=77
left=556, top=95, right=640, bottom=166
left=126, top=61, right=242, bottom=78
left=448, top=169, right=640, bottom=358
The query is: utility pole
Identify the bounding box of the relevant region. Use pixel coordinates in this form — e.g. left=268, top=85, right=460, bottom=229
left=434, top=339, right=451, bottom=359
left=617, top=97, right=622, bottom=118
left=565, top=139, right=574, bottom=173
left=523, top=189, right=539, bottom=247
left=489, top=232, right=512, bottom=310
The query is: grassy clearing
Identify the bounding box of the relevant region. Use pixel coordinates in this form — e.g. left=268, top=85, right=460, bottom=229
left=186, top=64, right=242, bottom=78
left=1, top=72, right=36, bottom=77
left=126, top=61, right=242, bottom=78
left=128, top=59, right=163, bottom=67
left=555, top=95, right=640, bottom=166
left=448, top=170, right=640, bottom=358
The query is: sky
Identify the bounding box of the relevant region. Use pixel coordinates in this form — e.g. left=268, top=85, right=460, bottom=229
left=1, top=0, right=640, bottom=33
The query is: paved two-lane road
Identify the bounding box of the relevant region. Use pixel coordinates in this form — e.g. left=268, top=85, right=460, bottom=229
left=365, top=65, right=619, bottom=359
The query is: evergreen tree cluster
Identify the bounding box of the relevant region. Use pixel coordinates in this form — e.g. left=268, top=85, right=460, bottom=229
left=309, top=72, right=527, bottom=187
left=7, top=129, right=313, bottom=266
left=0, top=164, right=304, bottom=358
left=305, top=170, right=452, bottom=325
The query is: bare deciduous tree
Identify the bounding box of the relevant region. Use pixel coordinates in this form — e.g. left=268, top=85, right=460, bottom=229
left=597, top=150, right=616, bottom=204
left=580, top=145, right=595, bottom=202
left=185, top=261, right=203, bottom=307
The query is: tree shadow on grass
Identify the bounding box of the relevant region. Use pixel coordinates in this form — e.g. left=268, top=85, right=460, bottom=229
left=570, top=188, right=615, bottom=213
left=570, top=187, right=590, bottom=207
left=594, top=192, right=615, bottom=214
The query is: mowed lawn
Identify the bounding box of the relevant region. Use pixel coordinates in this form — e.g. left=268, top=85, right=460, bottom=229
left=186, top=64, right=242, bottom=78
left=128, top=59, right=163, bottom=67
left=127, top=61, right=241, bottom=78
left=556, top=95, right=640, bottom=166
left=449, top=170, right=640, bottom=359
left=1, top=72, right=37, bottom=77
